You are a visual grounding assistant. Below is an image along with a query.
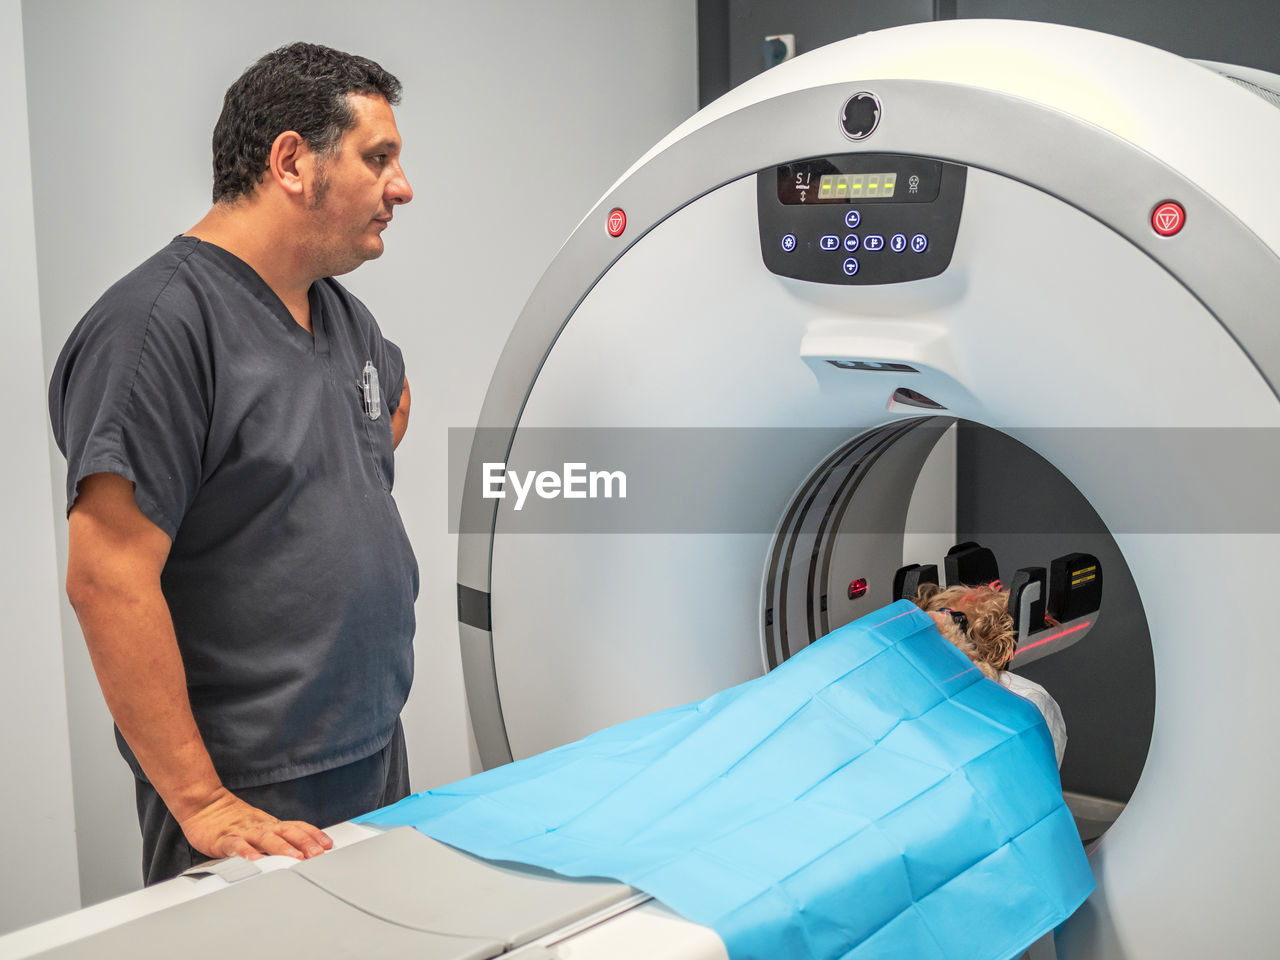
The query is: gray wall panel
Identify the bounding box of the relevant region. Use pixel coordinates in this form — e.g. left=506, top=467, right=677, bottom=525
left=958, top=0, right=1280, bottom=73
left=726, top=0, right=933, bottom=88
left=721, top=0, right=1280, bottom=91
left=0, top=0, right=80, bottom=935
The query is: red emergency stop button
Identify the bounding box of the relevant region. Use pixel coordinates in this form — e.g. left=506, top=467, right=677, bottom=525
left=606, top=208, right=627, bottom=237
left=1151, top=201, right=1185, bottom=237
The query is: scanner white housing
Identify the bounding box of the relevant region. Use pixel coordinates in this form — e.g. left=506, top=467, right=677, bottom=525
left=457, top=18, right=1280, bottom=959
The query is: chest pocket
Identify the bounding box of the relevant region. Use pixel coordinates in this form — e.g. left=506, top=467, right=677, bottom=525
left=351, top=361, right=395, bottom=491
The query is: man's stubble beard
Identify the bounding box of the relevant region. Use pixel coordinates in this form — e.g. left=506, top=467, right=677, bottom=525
left=308, top=160, right=331, bottom=210
left=302, top=162, right=375, bottom=279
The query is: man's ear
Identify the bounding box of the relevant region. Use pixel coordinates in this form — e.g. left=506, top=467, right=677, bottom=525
left=267, top=130, right=311, bottom=198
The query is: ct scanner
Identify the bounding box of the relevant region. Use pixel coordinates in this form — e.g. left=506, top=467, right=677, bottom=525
left=6, top=18, right=1280, bottom=960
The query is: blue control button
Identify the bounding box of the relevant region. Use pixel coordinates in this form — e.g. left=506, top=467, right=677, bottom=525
left=819, top=235, right=840, bottom=251
left=844, top=210, right=861, bottom=229
left=889, top=233, right=907, bottom=253
left=842, top=258, right=859, bottom=276
left=781, top=234, right=797, bottom=252
left=844, top=234, right=860, bottom=252
left=911, top=233, right=929, bottom=253
left=863, top=234, right=884, bottom=251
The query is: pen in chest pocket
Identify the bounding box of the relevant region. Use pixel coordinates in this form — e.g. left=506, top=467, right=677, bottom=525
left=360, top=360, right=381, bottom=421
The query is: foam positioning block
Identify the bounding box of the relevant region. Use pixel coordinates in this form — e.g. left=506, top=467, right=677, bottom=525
left=360, top=601, right=1094, bottom=960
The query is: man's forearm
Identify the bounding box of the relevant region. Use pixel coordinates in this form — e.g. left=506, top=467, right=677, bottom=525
left=72, top=573, right=333, bottom=862
left=69, top=574, right=225, bottom=822
left=391, top=375, right=410, bottom=449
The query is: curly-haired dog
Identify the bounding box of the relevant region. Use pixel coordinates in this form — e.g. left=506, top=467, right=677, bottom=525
left=912, top=582, right=1067, bottom=765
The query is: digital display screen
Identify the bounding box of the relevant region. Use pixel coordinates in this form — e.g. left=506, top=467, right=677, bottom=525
left=776, top=156, right=942, bottom=205
left=818, top=172, right=895, bottom=199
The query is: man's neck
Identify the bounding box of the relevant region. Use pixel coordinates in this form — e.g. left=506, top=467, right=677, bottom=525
left=185, top=201, right=316, bottom=332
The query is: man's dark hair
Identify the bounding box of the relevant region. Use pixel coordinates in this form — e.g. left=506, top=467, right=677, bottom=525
left=211, top=42, right=402, bottom=203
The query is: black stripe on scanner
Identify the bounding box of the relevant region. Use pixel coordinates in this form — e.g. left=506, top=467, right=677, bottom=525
left=457, top=584, right=492, bottom=631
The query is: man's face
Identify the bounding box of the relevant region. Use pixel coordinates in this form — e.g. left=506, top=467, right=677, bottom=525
left=303, top=93, right=412, bottom=277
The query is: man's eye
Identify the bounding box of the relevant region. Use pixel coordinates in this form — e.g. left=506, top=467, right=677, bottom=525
left=369, top=154, right=387, bottom=166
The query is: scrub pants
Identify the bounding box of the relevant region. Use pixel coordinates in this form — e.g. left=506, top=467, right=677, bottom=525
left=134, top=720, right=410, bottom=886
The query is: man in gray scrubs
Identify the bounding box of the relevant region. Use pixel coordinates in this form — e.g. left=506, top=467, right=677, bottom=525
left=48, top=43, right=418, bottom=884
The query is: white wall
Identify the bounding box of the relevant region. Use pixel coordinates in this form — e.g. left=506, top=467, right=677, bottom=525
left=0, top=0, right=81, bottom=935
left=17, top=0, right=696, bottom=917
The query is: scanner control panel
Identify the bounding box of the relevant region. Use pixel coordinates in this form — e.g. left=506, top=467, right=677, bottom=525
left=758, top=153, right=966, bottom=285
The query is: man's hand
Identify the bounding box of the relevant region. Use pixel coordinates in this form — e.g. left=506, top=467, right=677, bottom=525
left=392, top=375, right=410, bottom=449
left=178, top=787, right=333, bottom=862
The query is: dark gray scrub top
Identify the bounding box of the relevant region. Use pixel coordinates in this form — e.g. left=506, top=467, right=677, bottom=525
left=50, top=237, right=418, bottom=789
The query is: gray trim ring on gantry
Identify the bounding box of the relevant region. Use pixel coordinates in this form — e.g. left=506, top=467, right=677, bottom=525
left=457, top=78, right=1280, bottom=768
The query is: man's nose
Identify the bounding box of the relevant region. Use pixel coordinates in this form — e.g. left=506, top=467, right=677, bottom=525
left=388, top=162, right=413, bottom=205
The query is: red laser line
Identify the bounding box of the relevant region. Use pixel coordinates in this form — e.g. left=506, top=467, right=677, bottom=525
left=1013, top=620, right=1092, bottom=658
left=942, top=664, right=983, bottom=683
left=874, top=607, right=916, bottom=628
